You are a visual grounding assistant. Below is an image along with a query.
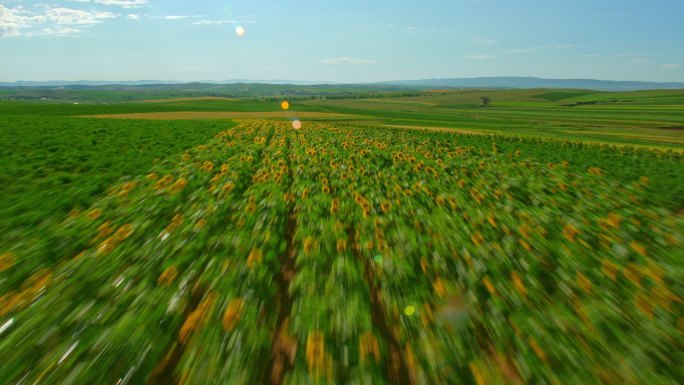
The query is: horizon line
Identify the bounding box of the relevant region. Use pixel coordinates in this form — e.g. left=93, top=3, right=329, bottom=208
left=2, top=76, right=684, bottom=85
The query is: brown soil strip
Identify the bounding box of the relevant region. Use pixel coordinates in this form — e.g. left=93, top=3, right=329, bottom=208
left=347, top=227, right=411, bottom=385
left=147, top=283, right=205, bottom=385
left=268, top=135, right=298, bottom=385
left=81, top=111, right=362, bottom=120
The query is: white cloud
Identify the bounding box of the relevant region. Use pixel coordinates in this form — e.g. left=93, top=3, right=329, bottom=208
left=661, top=63, right=682, bottom=69
left=94, top=0, right=149, bottom=8
left=464, top=54, right=494, bottom=60
left=45, top=8, right=116, bottom=25
left=161, top=15, right=188, bottom=20
left=127, top=14, right=139, bottom=20
left=0, top=4, right=117, bottom=37
left=0, top=5, right=46, bottom=37
left=194, top=20, right=228, bottom=25
left=318, top=57, right=378, bottom=65
left=66, top=0, right=149, bottom=6
left=193, top=19, right=257, bottom=25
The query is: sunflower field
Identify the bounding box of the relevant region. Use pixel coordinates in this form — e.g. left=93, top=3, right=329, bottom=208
left=1, top=120, right=682, bottom=385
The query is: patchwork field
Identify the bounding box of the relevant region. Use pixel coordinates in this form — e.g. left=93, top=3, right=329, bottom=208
left=0, top=90, right=683, bottom=384
left=86, top=111, right=362, bottom=120
left=298, top=90, right=684, bottom=148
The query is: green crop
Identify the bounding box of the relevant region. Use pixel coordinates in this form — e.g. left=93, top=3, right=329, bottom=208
left=1, top=121, right=681, bottom=385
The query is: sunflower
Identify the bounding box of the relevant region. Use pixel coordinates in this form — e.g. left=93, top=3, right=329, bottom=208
left=507, top=272, right=526, bottom=298
left=588, top=167, right=604, bottom=176
left=482, top=276, right=497, bottom=295
left=359, top=332, right=380, bottom=364
left=202, top=161, right=214, bottom=172
left=471, top=231, right=484, bottom=246
left=94, top=223, right=114, bottom=243
left=247, top=249, right=262, bottom=268
left=562, top=223, right=579, bottom=242
left=303, top=237, right=314, bottom=253
left=223, top=298, right=245, bottom=331
left=380, top=200, right=392, bottom=214
left=635, top=293, right=654, bottom=319
left=330, top=198, right=340, bottom=215
left=222, top=182, right=235, bottom=194
left=158, top=266, right=178, bottom=287
left=170, top=178, right=187, bottom=194
left=155, top=174, right=174, bottom=190
left=629, top=241, right=647, bottom=257
left=336, top=239, right=347, bottom=252
left=87, top=208, right=103, bottom=220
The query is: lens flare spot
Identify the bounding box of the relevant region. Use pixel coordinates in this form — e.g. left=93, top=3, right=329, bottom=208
left=292, top=120, right=302, bottom=130
left=235, top=26, right=245, bottom=37
left=373, top=255, right=382, bottom=263
left=404, top=305, right=416, bottom=316
left=281, top=101, right=290, bottom=110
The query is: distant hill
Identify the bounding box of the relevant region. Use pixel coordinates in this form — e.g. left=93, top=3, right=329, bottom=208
left=1, top=77, right=682, bottom=91
left=379, top=77, right=684, bottom=91
left=0, top=79, right=336, bottom=87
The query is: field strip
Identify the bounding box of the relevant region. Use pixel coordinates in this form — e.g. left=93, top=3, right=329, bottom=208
left=356, top=99, right=437, bottom=106
left=464, top=113, right=684, bottom=128
left=381, top=123, right=684, bottom=151
left=82, top=111, right=364, bottom=120
left=559, top=130, right=684, bottom=144
left=381, top=124, right=500, bottom=136
left=134, top=97, right=238, bottom=103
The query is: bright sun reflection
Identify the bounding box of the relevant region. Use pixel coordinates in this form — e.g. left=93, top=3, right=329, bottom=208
left=235, top=26, right=245, bottom=37
left=281, top=101, right=290, bottom=110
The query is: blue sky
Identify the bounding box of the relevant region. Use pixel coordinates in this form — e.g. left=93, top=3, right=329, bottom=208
left=1, top=0, right=682, bottom=82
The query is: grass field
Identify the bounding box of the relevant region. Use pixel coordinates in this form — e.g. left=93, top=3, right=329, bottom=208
left=0, top=89, right=683, bottom=384
left=86, top=111, right=364, bottom=120
left=298, top=90, right=684, bottom=148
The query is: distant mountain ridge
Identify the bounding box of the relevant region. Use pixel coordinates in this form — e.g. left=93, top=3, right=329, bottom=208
left=0, top=77, right=682, bottom=91
left=0, top=79, right=336, bottom=87
left=379, top=77, right=684, bottom=91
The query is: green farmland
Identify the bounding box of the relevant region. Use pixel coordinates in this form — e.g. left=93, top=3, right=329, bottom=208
left=1, top=88, right=683, bottom=385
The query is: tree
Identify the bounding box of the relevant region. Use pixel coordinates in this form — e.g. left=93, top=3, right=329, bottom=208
left=480, top=96, right=491, bottom=108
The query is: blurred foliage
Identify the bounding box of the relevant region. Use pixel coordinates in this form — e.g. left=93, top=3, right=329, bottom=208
left=1, top=121, right=682, bottom=385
